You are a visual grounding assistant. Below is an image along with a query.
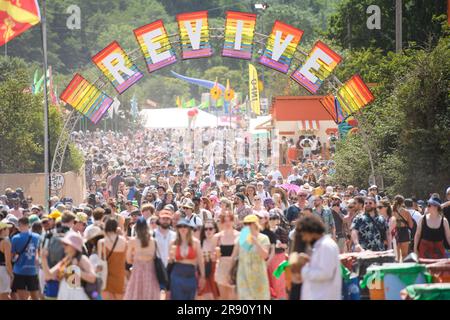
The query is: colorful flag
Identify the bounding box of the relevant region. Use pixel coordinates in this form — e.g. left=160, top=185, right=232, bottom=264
left=248, top=64, right=261, bottom=115
left=222, top=11, right=257, bottom=60
left=0, top=0, right=41, bottom=47
left=177, top=11, right=212, bottom=59
left=176, top=96, right=182, bottom=108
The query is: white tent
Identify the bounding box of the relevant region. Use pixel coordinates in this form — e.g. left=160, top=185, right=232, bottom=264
left=250, top=115, right=272, bottom=135
left=140, top=108, right=218, bottom=129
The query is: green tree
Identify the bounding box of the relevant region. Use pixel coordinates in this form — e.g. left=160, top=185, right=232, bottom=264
left=0, top=57, right=82, bottom=173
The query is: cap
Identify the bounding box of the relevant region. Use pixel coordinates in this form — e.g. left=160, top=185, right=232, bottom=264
left=331, top=194, right=342, bottom=201
left=163, top=204, right=175, bottom=212
left=243, top=214, right=259, bottom=224
left=75, top=212, right=88, bottom=223
left=159, top=209, right=173, bottom=219
left=369, top=185, right=378, bottom=190
left=130, top=210, right=142, bottom=216
left=182, top=199, right=195, bottom=210
left=28, top=214, right=40, bottom=225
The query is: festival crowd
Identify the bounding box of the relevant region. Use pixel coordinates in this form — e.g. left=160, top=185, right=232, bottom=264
left=0, top=128, right=449, bottom=300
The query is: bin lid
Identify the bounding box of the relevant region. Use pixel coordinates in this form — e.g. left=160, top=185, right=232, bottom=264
left=361, top=263, right=432, bottom=289
left=405, top=283, right=450, bottom=300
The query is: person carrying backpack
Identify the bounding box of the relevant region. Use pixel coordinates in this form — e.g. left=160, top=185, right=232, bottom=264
left=41, top=211, right=76, bottom=299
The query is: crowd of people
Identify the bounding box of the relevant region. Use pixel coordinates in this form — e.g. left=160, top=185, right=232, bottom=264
left=0, top=128, right=449, bottom=300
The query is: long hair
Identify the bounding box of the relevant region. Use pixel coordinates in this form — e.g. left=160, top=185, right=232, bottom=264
left=200, top=220, right=219, bottom=246
left=393, top=195, right=405, bottom=214
left=135, top=218, right=150, bottom=248
left=175, top=227, right=193, bottom=246
left=379, top=199, right=393, bottom=218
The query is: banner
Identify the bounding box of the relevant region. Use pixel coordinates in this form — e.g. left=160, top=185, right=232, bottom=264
left=319, top=94, right=345, bottom=124
left=60, top=74, right=113, bottom=124
left=291, top=40, right=342, bottom=93
left=320, top=75, right=374, bottom=122
left=248, top=64, right=261, bottom=115
left=92, top=41, right=144, bottom=94
left=337, top=74, right=374, bottom=117
left=259, top=21, right=303, bottom=73
left=0, top=0, right=41, bottom=47
left=222, top=11, right=257, bottom=60
left=133, top=20, right=177, bottom=73
left=177, top=11, right=212, bottom=59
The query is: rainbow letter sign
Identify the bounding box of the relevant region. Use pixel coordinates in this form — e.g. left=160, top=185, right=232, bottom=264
left=61, top=10, right=375, bottom=124
left=92, top=41, right=144, bottom=94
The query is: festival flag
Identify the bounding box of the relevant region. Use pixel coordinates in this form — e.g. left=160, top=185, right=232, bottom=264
left=176, top=96, right=182, bottom=108
left=0, top=0, right=41, bottom=47
left=248, top=64, right=261, bottom=115
left=222, top=11, right=257, bottom=60
left=177, top=11, right=212, bottom=59
left=209, top=155, right=216, bottom=183
left=60, top=73, right=114, bottom=124
left=182, top=98, right=196, bottom=108
left=291, top=40, right=342, bottom=94
left=92, top=41, right=144, bottom=94
left=259, top=21, right=303, bottom=73
left=133, top=20, right=177, bottom=73
left=130, top=93, right=138, bottom=120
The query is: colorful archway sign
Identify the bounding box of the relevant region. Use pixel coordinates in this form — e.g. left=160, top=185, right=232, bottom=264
left=60, top=10, right=374, bottom=124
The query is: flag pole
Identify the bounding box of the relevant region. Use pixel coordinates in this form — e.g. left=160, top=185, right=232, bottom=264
left=40, top=0, right=51, bottom=212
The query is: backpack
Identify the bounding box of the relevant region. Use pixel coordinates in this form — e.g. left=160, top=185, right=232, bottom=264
left=46, top=232, right=66, bottom=268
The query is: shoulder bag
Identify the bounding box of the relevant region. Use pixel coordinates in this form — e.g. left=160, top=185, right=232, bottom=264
left=153, top=238, right=169, bottom=290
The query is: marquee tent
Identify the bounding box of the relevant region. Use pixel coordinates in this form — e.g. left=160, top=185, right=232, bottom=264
left=140, top=108, right=218, bottom=129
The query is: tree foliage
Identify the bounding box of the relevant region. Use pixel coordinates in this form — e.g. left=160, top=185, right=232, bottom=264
left=0, top=57, right=83, bottom=173
left=332, top=33, right=450, bottom=198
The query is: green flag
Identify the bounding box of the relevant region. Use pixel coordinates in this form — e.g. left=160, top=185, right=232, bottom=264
left=216, top=96, right=224, bottom=108
left=187, top=98, right=196, bottom=108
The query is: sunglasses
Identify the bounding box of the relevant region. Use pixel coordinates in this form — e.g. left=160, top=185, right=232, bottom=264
left=298, top=195, right=307, bottom=198
left=347, top=206, right=355, bottom=209
left=254, top=198, right=261, bottom=201
left=365, top=202, right=375, bottom=205
left=177, top=225, right=189, bottom=229
left=269, top=217, right=279, bottom=220
left=243, top=222, right=253, bottom=226
left=377, top=206, right=385, bottom=209
left=204, top=227, right=215, bottom=231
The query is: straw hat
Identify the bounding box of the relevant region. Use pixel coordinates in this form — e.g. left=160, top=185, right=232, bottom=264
left=84, top=226, right=104, bottom=242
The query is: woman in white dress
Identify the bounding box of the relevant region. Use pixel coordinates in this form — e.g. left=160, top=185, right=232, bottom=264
left=41, top=231, right=97, bottom=300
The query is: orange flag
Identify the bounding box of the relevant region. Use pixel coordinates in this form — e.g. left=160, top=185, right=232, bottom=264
left=0, top=0, right=41, bottom=47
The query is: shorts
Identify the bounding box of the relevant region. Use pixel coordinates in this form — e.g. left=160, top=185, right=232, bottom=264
left=337, top=237, right=346, bottom=253
left=396, top=227, right=410, bottom=243
left=11, top=274, right=40, bottom=292
left=0, top=266, right=11, bottom=294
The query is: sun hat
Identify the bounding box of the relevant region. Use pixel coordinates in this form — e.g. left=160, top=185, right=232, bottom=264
left=84, top=226, right=104, bottom=242
left=2, top=215, right=18, bottom=228
left=427, top=197, right=442, bottom=207
left=243, top=214, right=259, bottom=225
left=61, top=231, right=84, bottom=253
left=176, top=218, right=194, bottom=229
left=48, top=210, right=62, bottom=220
left=0, top=221, right=9, bottom=230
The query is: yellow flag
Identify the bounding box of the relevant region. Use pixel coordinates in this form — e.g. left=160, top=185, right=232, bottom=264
left=248, top=64, right=261, bottom=115
left=176, top=96, right=181, bottom=108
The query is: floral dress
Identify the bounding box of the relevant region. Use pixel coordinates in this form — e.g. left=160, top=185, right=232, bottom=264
left=236, top=233, right=270, bottom=300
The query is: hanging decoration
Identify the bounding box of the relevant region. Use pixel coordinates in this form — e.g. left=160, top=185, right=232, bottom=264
left=133, top=20, right=177, bottom=73
left=60, top=74, right=113, bottom=124
left=258, top=21, right=303, bottom=73
left=177, top=11, right=212, bottom=59
left=291, top=40, right=342, bottom=94
left=92, top=41, right=144, bottom=94
left=222, top=11, right=257, bottom=60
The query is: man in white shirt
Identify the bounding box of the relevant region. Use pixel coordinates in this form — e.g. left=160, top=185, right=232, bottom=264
left=154, top=210, right=177, bottom=269
left=296, top=215, right=341, bottom=300
left=405, top=198, right=421, bottom=225
left=256, top=182, right=271, bottom=201
left=287, top=166, right=301, bottom=184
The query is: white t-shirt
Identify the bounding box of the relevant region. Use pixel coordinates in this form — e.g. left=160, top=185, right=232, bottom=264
left=154, top=228, right=177, bottom=267
left=407, top=209, right=422, bottom=225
